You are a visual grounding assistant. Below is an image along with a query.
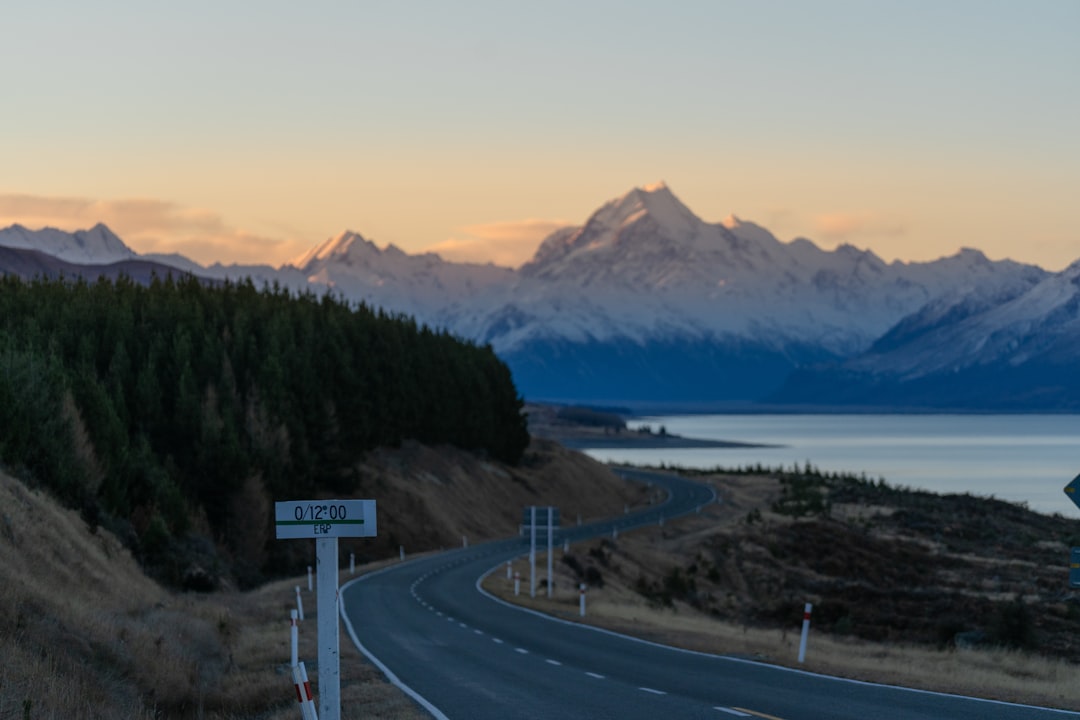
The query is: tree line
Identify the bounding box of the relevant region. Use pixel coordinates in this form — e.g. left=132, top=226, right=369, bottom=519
left=0, top=273, right=528, bottom=584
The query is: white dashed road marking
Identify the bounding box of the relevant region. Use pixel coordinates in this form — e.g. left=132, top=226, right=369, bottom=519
left=585, top=672, right=605, bottom=679
left=715, top=709, right=751, bottom=717
left=515, top=648, right=529, bottom=655
left=545, top=659, right=562, bottom=666
left=639, top=687, right=666, bottom=695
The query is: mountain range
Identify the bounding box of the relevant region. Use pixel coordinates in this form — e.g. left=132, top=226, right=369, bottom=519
left=2, top=183, right=1076, bottom=409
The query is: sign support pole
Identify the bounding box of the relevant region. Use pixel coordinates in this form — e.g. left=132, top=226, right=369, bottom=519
left=276, top=499, right=376, bottom=720
left=317, top=537, right=340, bottom=720
left=546, top=506, right=554, bottom=598
left=530, top=506, right=537, bottom=598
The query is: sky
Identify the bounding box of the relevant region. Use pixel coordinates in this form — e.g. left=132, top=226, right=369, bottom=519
left=2, top=1, right=1078, bottom=270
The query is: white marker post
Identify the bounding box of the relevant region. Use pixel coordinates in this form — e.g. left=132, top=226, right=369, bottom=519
left=529, top=506, right=537, bottom=598
left=276, top=499, right=377, bottom=720
left=349, top=553, right=355, bottom=575
left=798, top=602, right=813, bottom=663
left=579, top=583, right=586, bottom=617
left=514, top=571, right=521, bottom=596
left=307, top=565, right=313, bottom=592
left=506, top=560, right=512, bottom=579
left=399, top=545, right=405, bottom=561
left=290, top=609, right=299, bottom=668
left=292, top=663, right=316, bottom=720
left=295, top=585, right=305, bottom=621
left=296, top=661, right=317, bottom=720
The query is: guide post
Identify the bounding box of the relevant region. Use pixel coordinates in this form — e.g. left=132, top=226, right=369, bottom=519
left=276, top=499, right=377, bottom=720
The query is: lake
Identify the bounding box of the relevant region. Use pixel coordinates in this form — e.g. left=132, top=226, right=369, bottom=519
left=580, top=414, right=1080, bottom=517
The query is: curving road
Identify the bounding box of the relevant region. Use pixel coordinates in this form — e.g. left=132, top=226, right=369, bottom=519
left=341, top=469, right=1078, bottom=720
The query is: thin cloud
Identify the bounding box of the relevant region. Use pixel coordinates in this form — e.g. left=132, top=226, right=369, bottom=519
left=813, top=211, right=908, bottom=241
left=427, top=218, right=571, bottom=267
left=0, top=193, right=307, bottom=266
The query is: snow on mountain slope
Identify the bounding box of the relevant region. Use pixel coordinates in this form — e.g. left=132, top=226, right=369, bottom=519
left=467, top=183, right=1048, bottom=357
left=846, top=261, right=1080, bottom=380
left=0, top=185, right=1060, bottom=405
left=0, top=223, right=136, bottom=265
left=288, top=230, right=515, bottom=320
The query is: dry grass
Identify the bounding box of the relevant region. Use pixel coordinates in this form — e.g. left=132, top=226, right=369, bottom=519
left=0, top=466, right=438, bottom=720
left=482, top=472, right=1080, bottom=713
left=0, top=440, right=638, bottom=718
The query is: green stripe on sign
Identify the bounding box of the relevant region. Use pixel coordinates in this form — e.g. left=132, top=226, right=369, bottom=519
left=276, top=520, right=366, bottom=526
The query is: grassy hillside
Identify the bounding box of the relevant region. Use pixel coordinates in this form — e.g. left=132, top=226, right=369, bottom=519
left=0, top=439, right=638, bottom=719
left=485, top=467, right=1080, bottom=710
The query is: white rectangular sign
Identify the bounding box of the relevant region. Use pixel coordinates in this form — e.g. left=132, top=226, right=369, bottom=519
left=275, top=499, right=377, bottom=539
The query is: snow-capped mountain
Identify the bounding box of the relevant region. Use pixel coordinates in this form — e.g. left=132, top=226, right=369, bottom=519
left=771, top=261, right=1080, bottom=409
left=0, top=223, right=136, bottom=265
left=444, top=183, right=1047, bottom=402
left=288, top=231, right=514, bottom=321
left=456, top=183, right=1045, bottom=355
left=0, top=183, right=1064, bottom=406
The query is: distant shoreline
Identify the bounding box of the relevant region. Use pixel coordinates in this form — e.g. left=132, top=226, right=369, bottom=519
left=526, top=401, right=781, bottom=450
left=540, top=430, right=778, bottom=450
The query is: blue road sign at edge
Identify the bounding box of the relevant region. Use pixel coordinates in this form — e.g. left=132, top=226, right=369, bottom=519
left=1065, top=474, right=1080, bottom=511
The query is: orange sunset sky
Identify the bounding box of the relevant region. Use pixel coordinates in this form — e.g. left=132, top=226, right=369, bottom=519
left=2, top=2, right=1078, bottom=270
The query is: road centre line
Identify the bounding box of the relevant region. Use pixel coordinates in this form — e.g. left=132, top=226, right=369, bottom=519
left=545, top=659, right=562, bottom=666
left=585, top=672, right=605, bottom=679
left=714, top=709, right=751, bottom=717
left=515, top=648, right=529, bottom=654
left=639, top=687, right=666, bottom=695
left=731, top=708, right=785, bottom=720
left=492, top=638, right=504, bottom=644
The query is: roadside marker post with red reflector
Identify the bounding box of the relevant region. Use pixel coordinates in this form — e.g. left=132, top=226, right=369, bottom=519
left=798, top=602, right=812, bottom=663
left=290, top=609, right=299, bottom=668
left=292, top=661, right=318, bottom=720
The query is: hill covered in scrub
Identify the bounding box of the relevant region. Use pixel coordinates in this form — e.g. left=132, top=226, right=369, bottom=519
left=0, top=274, right=528, bottom=587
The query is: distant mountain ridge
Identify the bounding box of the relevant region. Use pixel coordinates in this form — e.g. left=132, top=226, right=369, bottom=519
left=2, top=184, right=1073, bottom=408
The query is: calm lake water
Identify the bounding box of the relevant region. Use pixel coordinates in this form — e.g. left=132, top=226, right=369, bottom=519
left=581, top=415, right=1080, bottom=517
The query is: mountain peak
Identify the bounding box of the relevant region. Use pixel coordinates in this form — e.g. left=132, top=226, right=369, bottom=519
left=0, top=222, right=135, bottom=265
left=522, top=183, right=705, bottom=274
left=586, top=182, right=700, bottom=241
left=290, top=230, right=378, bottom=269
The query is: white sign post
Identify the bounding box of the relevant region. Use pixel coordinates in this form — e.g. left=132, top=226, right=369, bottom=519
left=546, top=509, right=554, bottom=598
left=276, top=499, right=377, bottom=720
left=530, top=506, right=537, bottom=598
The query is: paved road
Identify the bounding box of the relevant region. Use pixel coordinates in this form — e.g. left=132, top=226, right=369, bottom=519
left=341, top=469, right=1078, bottom=720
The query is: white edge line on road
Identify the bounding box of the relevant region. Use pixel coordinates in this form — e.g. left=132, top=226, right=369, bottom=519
left=341, top=568, right=450, bottom=720
left=474, top=470, right=1080, bottom=720
left=715, top=709, right=751, bottom=717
